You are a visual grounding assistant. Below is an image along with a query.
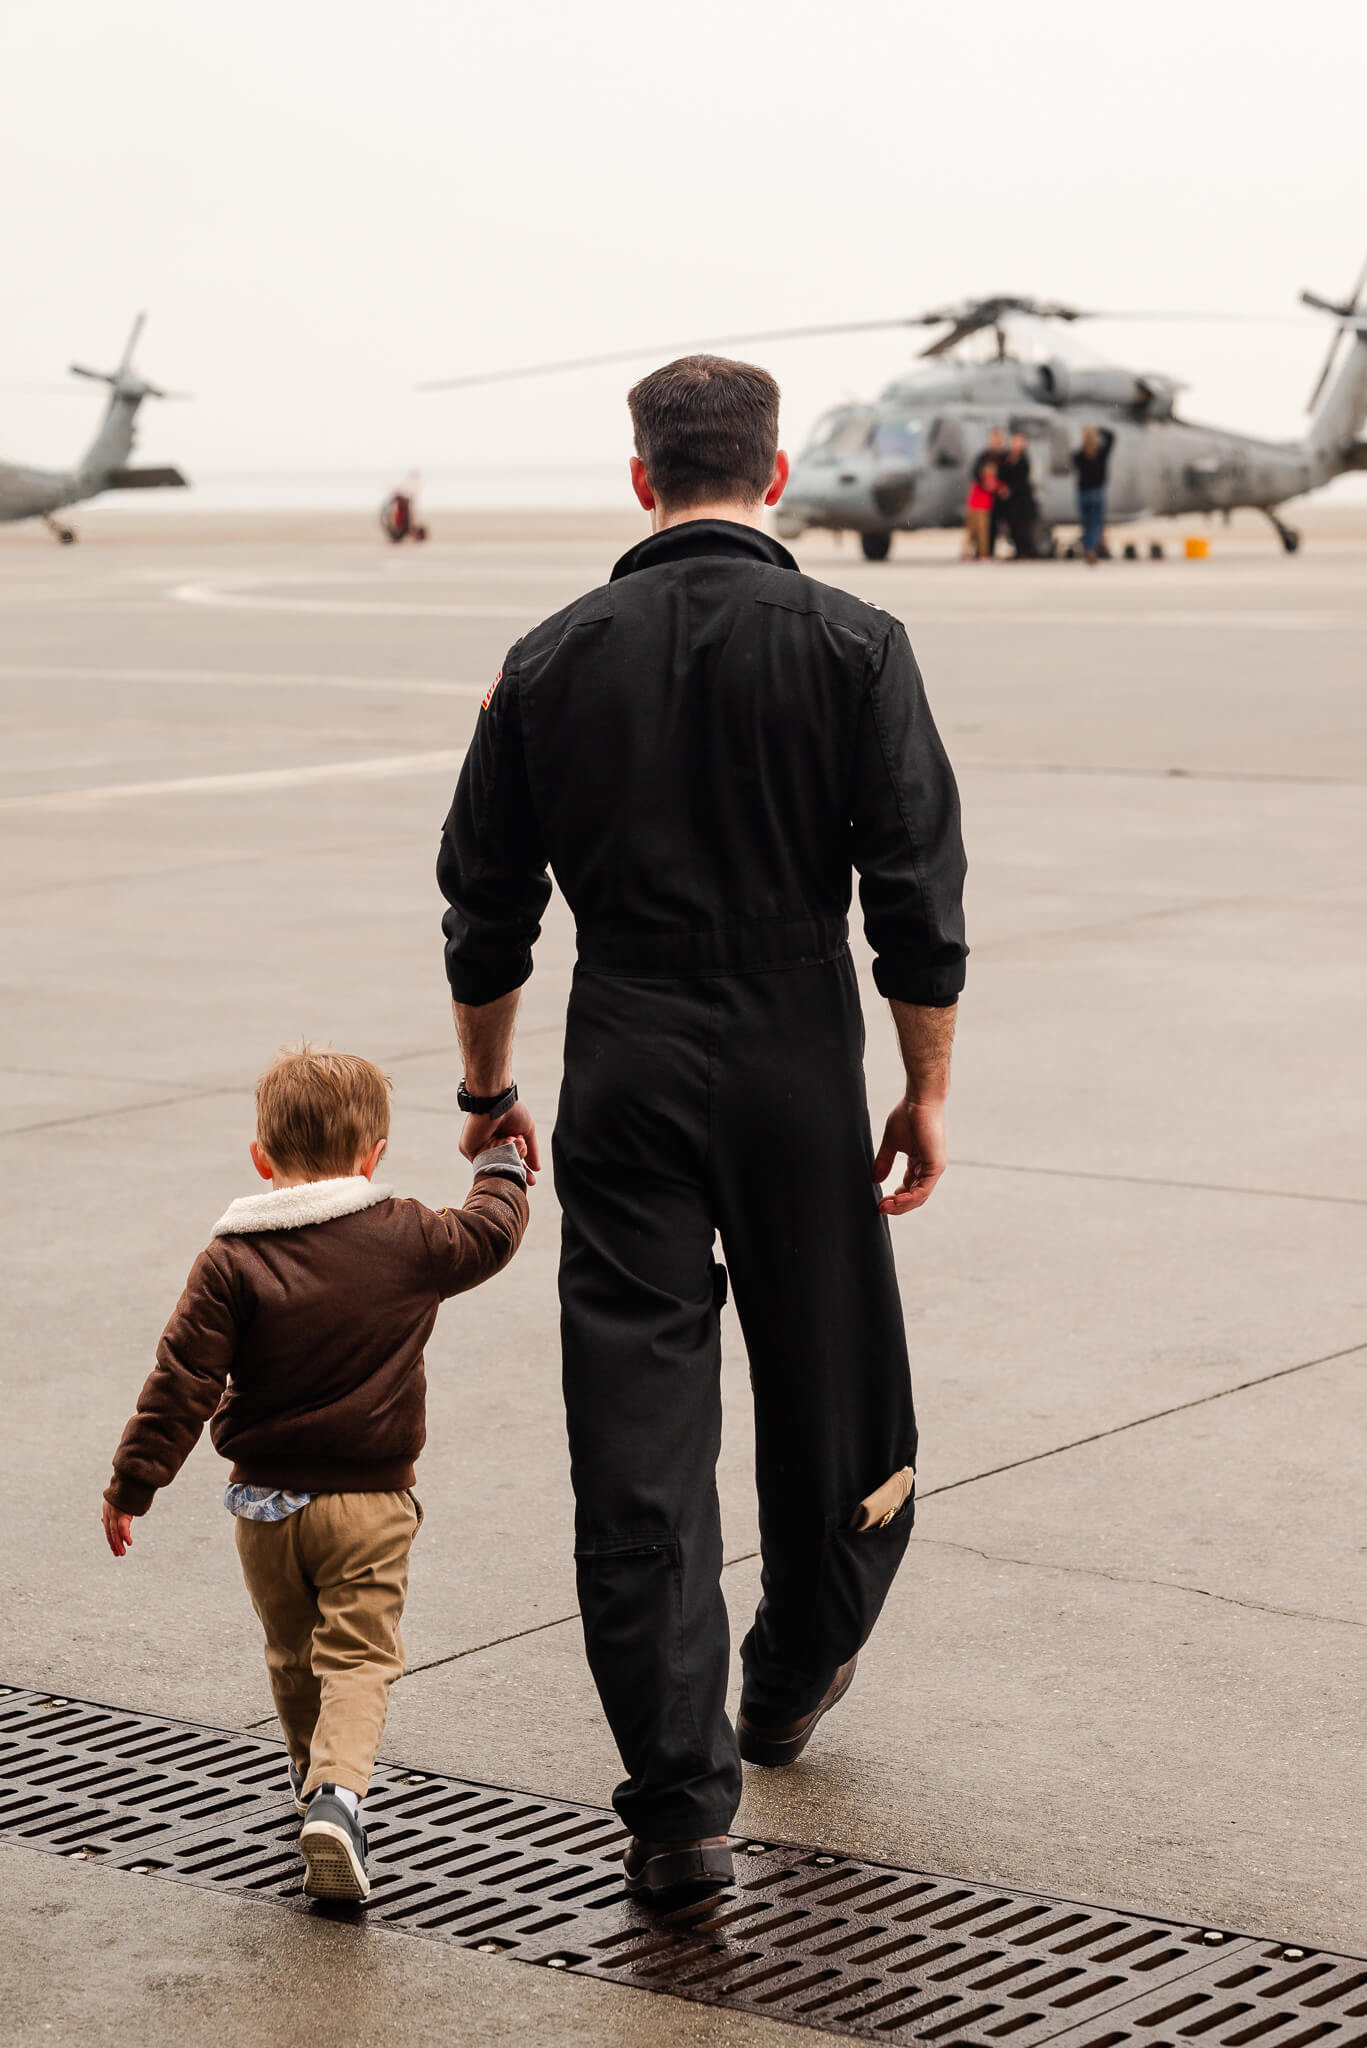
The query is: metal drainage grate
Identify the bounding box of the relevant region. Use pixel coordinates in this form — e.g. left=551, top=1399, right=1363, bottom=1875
left=2, top=1687, right=1362, bottom=2045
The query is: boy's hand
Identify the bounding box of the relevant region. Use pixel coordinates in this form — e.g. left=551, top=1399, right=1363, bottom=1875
left=461, top=1098, right=539, bottom=1185
left=102, top=1502, right=134, bottom=1557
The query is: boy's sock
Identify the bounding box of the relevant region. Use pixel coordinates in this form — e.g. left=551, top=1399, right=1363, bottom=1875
left=323, top=1784, right=361, bottom=1818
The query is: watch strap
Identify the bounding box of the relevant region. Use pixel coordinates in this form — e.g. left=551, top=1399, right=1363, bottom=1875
left=457, top=1079, right=518, bottom=1119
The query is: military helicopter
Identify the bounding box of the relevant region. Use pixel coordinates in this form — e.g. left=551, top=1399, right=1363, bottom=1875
left=0, top=315, right=188, bottom=542
left=419, top=268, right=1367, bottom=560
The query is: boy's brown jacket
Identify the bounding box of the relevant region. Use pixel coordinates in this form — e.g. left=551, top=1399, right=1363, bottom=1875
left=104, top=1172, right=528, bottom=1516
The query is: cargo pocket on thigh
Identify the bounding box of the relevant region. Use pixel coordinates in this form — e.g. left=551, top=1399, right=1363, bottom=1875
left=573, top=1531, right=701, bottom=1763
left=815, top=1481, right=916, bottom=1664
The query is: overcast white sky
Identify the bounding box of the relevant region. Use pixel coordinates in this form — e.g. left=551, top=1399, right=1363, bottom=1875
left=2, top=0, right=1364, bottom=492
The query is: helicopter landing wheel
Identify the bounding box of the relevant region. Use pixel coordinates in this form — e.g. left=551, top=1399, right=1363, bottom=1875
left=860, top=531, right=892, bottom=562
left=42, top=514, right=77, bottom=544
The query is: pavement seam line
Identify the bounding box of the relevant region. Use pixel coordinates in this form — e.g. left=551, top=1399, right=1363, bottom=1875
left=0, top=1089, right=236, bottom=1142
left=954, top=1158, right=1367, bottom=1208
left=236, top=1340, right=1366, bottom=1707
left=960, top=760, right=1365, bottom=788
left=916, top=1337, right=1367, bottom=1500
left=714, top=1339, right=1367, bottom=1576
left=264, top=1537, right=772, bottom=1709
left=912, top=1535, right=1366, bottom=1630
left=241, top=1610, right=586, bottom=1721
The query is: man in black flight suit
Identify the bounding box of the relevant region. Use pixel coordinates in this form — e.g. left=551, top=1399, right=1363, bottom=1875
left=437, top=356, right=968, bottom=1902
left=997, top=432, right=1038, bottom=558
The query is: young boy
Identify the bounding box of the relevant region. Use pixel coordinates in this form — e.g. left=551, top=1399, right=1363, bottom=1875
left=100, top=1045, right=529, bottom=1903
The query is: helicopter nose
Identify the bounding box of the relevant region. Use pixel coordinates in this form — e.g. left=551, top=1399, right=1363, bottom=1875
left=872, top=471, right=917, bottom=520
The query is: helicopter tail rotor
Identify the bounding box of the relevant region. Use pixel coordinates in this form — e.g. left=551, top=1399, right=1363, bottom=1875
left=66, top=314, right=189, bottom=399
left=1301, top=253, right=1367, bottom=413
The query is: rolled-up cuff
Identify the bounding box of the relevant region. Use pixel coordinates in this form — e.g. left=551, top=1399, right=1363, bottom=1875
left=473, top=1140, right=528, bottom=1186
left=871, top=954, right=966, bottom=1006
left=443, top=950, right=534, bottom=1007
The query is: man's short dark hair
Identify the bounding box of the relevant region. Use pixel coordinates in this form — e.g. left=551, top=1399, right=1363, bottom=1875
left=628, top=355, right=780, bottom=510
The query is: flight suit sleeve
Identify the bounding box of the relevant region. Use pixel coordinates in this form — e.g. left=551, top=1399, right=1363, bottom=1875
left=850, top=623, right=968, bottom=1007
left=437, top=654, right=553, bottom=1006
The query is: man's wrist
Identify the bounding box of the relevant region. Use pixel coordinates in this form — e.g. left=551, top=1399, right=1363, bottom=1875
left=458, top=1079, right=518, bottom=1117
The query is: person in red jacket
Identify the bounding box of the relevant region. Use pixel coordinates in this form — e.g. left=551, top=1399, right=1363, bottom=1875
left=962, top=459, right=1005, bottom=560
left=100, top=1044, right=529, bottom=1904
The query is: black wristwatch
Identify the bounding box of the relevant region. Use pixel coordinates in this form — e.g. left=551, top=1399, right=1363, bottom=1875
left=457, top=1079, right=518, bottom=1118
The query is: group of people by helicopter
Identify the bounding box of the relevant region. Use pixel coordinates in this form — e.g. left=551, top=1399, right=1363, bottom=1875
left=962, top=422, right=1115, bottom=563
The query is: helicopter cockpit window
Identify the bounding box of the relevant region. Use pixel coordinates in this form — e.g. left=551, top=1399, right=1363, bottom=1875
left=805, top=409, right=873, bottom=459
left=871, top=415, right=924, bottom=464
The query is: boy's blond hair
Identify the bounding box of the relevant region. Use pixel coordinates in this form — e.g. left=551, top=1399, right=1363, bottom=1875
left=255, top=1044, right=391, bottom=1179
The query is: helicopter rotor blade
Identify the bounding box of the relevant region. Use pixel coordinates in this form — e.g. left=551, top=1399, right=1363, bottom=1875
left=419, top=300, right=1320, bottom=393
left=1306, top=331, right=1346, bottom=414
left=919, top=319, right=987, bottom=359
left=1301, top=251, right=1367, bottom=412
left=416, top=316, right=946, bottom=391
left=117, top=312, right=147, bottom=379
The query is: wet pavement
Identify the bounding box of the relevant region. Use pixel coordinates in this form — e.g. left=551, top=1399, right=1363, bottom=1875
left=2, top=504, right=1363, bottom=2039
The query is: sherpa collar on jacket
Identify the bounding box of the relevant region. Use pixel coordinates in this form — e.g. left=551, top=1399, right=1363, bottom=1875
left=213, top=1176, right=393, bottom=1238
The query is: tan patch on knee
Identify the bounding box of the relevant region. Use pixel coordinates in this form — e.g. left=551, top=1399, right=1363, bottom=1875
left=851, top=1466, right=915, bottom=1531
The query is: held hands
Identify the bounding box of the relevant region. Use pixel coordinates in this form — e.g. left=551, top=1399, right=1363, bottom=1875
left=459, top=1097, right=540, bottom=1185
left=874, top=1100, right=947, bottom=1216
left=102, top=1502, right=134, bottom=1558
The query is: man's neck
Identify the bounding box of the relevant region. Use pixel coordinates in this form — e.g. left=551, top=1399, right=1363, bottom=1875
left=653, top=499, right=764, bottom=534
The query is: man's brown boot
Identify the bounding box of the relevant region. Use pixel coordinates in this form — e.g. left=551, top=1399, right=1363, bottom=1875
left=622, top=1835, right=734, bottom=1901
left=737, top=1654, right=858, bottom=1767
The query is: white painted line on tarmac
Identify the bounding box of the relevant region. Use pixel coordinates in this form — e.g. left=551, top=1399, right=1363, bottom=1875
left=0, top=749, right=467, bottom=815
left=901, top=608, right=1353, bottom=629
left=0, top=662, right=482, bottom=698
left=156, top=578, right=1356, bottom=631
left=169, top=580, right=538, bottom=618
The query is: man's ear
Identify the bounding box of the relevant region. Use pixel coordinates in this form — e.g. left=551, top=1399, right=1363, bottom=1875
left=629, top=456, right=655, bottom=512
left=249, top=1140, right=274, bottom=1183
left=358, top=1137, right=387, bottom=1182
left=764, top=450, right=790, bottom=508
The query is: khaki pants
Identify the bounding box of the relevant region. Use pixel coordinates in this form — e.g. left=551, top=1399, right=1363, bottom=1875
left=962, top=507, right=991, bottom=558
left=234, top=1490, right=421, bottom=1800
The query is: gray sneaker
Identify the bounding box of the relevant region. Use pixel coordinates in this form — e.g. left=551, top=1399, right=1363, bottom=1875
left=300, top=1787, right=370, bottom=1902
left=287, top=1762, right=311, bottom=1817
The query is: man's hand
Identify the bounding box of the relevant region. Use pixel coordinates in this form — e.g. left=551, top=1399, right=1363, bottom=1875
left=460, top=1097, right=540, bottom=1183
left=102, top=1502, right=134, bottom=1557
left=874, top=1100, right=946, bottom=1216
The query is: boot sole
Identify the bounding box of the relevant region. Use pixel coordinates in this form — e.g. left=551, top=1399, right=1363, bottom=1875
left=624, top=1843, right=734, bottom=1901
left=738, top=1663, right=856, bottom=1768
left=300, top=1819, right=370, bottom=1902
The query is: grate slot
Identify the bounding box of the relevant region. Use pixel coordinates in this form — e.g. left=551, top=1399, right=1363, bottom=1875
left=2, top=1686, right=1361, bottom=2045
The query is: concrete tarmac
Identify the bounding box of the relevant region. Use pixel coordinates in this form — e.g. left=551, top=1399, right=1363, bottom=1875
left=2, top=504, right=1364, bottom=2040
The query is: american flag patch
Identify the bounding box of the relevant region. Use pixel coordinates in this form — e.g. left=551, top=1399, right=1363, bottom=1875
left=481, top=666, right=502, bottom=710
